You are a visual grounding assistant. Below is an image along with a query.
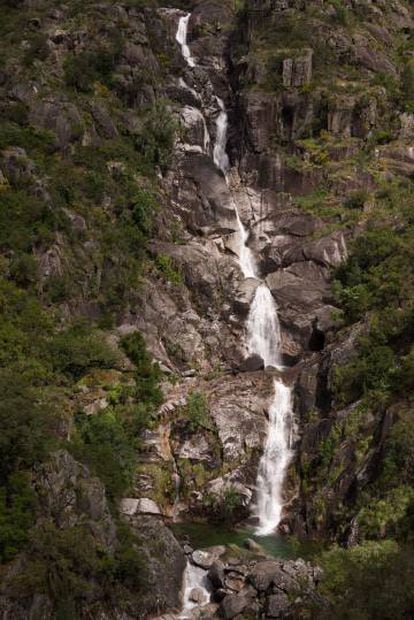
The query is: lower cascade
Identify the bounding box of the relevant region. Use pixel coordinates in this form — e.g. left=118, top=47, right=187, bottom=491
left=254, top=380, right=295, bottom=535
left=179, top=562, right=211, bottom=618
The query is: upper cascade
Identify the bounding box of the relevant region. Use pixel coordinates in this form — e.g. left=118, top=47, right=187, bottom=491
left=176, top=13, right=195, bottom=67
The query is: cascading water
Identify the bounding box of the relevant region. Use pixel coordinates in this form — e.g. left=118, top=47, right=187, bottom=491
left=175, top=8, right=294, bottom=548
left=176, top=14, right=195, bottom=67
left=254, top=381, right=295, bottom=535
left=211, top=88, right=294, bottom=535
left=213, top=97, right=230, bottom=173
left=179, top=563, right=211, bottom=618
left=211, top=93, right=295, bottom=535
left=247, top=284, right=281, bottom=369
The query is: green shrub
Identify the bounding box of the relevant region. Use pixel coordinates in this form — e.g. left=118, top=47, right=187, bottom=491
left=343, top=190, right=368, bottom=210
left=0, top=371, right=56, bottom=482
left=73, top=408, right=135, bottom=499
left=329, top=0, right=349, bottom=25
left=121, top=331, right=162, bottom=407
left=51, top=323, right=118, bottom=380
left=317, top=541, right=414, bottom=619
left=64, top=46, right=121, bottom=92
left=23, top=32, right=50, bottom=66
left=401, top=58, right=414, bottom=113
left=133, top=101, right=176, bottom=171
left=0, top=122, right=55, bottom=153
left=0, top=472, right=36, bottom=563
left=333, top=340, right=397, bottom=406
left=0, top=189, right=58, bottom=253
left=155, top=254, right=183, bottom=284
left=358, top=487, right=414, bottom=540
left=186, top=391, right=210, bottom=432
left=132, top=189, right=158, bottom=235
left=9, top=253, right=38, bottom=287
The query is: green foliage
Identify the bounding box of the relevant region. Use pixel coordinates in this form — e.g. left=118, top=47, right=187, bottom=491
left=343, top=189, right=368, bottom=210
left=358, top=486, right=414, bottom=540
left=64, top=44, right=122, bottom=93
left=382, top=413, right=414, bottom=488
left=0, top=473, right=36, bottom=563
left=203, top=486, right=243, bottom=524
left=112, top=522, right=147, bottom=589
left=71, top=332, right=163, bottom=499
left=0, top=122, right=55, bottom=153
left=133, top=101, right=177, bottom=172
left=317, top=541, right=414, bottom=619
left=72, top=409, right=136, bottom=499
left=184, top=391, right=212, bottom=432
left=0, top=188, right=58, bottom=253
left=121, top=331, right=162, bottom=408
left=131, top=189, right=158, bottom=236
left=23, top=32, right=50, bottom=66
left=328, top=0, right=349, bottom=26
left=401, top=58, right=414, bottom=113
left=332, top=338, right=397, bottom=406
left=51, top=322, right=118, bottom=380
left=333, top=183, right=414, bottom=406
left=10, top=519, right=147, bottom=614
left=155, top=253, right=183, bottom=284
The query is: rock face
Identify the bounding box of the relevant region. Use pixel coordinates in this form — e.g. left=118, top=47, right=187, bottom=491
left=218, top=556, right=322, bottom=618
left=128, top=0, right=411, bottom=543
left=180, top=547, right=324, bottom=619
left=1, top=0, right=413, bottom=616
left=0, top=452, right=185, bottom=618
left=129, top=515, right=186, bottom=613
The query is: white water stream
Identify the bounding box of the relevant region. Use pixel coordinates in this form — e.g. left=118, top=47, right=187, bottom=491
left=174, top=11, right=296, bottom=612
left=179, top=562, right=211, bottom=618
left=176, top=14, right=195, bottom=67
left=209, top=47, right=294, bottom=535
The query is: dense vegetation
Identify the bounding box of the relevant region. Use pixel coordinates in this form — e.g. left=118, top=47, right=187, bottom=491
left=0, top=0, right=174, bottom=611
left=1, top=0, right=414, bottom=617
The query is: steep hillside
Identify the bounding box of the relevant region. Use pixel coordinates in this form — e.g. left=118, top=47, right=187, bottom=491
left=0, top=0, right=414, bottom=617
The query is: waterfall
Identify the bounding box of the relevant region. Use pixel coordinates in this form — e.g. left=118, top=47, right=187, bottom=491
left=247, top=284, right=281, bottom=368
left=176, top=14, right=195, bottom=67
left=213, top=97, right=230, bottom=174
left=175, top=10, right=294, bottom=541
left=179, top=562, right=211, bottom=618
left=235, top=208, right=256, bottom=279
left=254, top=380, right=295, bottom=535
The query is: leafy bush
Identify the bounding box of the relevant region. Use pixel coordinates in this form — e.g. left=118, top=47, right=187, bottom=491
left=317, top=541, right=414, bottom=619
left=332, top=339, right=397, bottom=406
left=186, top=391, right=210, bottom=432
left=401, top=58, right=414, bottom=113
left=133, top=101, right=177, bottom=171
left=23, top=32, right=50, bottom=66
left=121, top=331, right=162, bottom=408
left=51, top=323, right=118, bottom=380
left=64, top=44, right=121, bottom=93
left=155, top=254, right=183, bottom=284
left=0, top=371, right=56, bottom=482
left=203, top=486, right=243, bottom=524
left=73, top=409, right=135, bottom=499
left=0, top=189, right=58, bottom=253
left=0, top=473, right=36, bottom=563
left=343, top=190, right=368, bottom=210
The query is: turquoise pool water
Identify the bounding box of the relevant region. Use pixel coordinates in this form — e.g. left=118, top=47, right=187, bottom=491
left=172, top=522, right=315, bottom=559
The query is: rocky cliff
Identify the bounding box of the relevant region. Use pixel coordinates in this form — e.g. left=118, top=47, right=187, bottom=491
left=1, top=0, right=414, bottom=617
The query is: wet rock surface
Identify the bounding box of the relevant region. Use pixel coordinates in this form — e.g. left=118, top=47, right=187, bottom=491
left=182, top=547, right=324, bottom=619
